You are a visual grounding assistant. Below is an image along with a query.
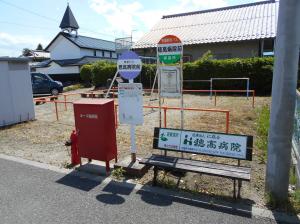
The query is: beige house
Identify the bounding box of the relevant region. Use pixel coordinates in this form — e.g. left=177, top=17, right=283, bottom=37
left=133, top=0, right=278, bottom=62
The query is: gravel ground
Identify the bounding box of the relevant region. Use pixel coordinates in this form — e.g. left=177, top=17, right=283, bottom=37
left=0, top=88, right=270, bottom=207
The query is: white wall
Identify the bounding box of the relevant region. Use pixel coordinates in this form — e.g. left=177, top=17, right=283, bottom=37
left=0, top=60, right=35, bottom=126
left=35, top=62, right=79, bottom=75
left=48, top=35, right=81, bottom=60
left=80, top=48, right=94, bottom=57
left=0, top=61, right=14, bottom=125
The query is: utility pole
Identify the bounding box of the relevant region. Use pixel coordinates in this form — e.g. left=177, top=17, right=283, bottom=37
left=265, top=0, right=300, bottom=200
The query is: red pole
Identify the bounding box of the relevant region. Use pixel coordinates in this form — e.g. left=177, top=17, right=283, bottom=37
left=64, top=95, right=67, bottom=111
left=252, top=90, right=255, bottom=108
left=164, top=108, right=167, bottom=128
left=55, top=102, right=59, bottom=121
left=225, top=111, right=229, bottom=133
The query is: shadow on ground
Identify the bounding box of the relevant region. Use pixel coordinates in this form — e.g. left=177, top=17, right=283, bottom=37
left=96, top=180, right=135, bottom=205
left=56, top=170, right=102, bottom=191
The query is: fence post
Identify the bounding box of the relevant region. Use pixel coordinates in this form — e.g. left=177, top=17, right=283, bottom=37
left=114, top=104, right=118, bottom=129
left=55, top=102, right=59, bottom=121
left=214, top=91, right=217, bottom=106
left=64, top=95, right=67, bottom=111
left=164, top=107, right=167, bottom=128
left=225, top=111, right=229, bottom=133
left=252, top=90, right=255, bottom=108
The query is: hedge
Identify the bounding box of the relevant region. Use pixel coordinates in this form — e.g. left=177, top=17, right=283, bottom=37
left=91, top=61, right=117, bottom=87
left=83, top=57, right=274, bottom=95
left=80, top=64, right=93, bottom=83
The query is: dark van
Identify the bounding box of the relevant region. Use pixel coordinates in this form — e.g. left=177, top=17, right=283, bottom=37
left=31, top=73, right=63, bottom=96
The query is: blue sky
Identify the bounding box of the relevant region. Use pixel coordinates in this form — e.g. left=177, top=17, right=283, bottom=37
left=0, top=0, right=265, bottom=56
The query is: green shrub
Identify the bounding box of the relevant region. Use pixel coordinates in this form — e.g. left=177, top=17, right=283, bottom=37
left=88, top=57, right=274, bottom=94
left=91, top=61, right=117, bottom=87
left=80, top=64, right=93, bottom=83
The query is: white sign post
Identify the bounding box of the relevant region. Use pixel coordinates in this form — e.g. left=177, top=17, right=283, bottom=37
left=157, top=35, right=184, bottom=157
left=157, top=35, right=183, bottom=130
left=117, top=51, right=143, bottom=163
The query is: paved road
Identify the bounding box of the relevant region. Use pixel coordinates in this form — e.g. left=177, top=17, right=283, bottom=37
left=0, top=158, right=276, bottom=224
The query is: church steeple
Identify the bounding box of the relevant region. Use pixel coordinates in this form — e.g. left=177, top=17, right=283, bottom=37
left=59, top=4, right=79, bottom=36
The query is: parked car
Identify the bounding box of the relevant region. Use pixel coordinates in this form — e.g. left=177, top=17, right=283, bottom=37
left=31, top=73, right=63, bottom=96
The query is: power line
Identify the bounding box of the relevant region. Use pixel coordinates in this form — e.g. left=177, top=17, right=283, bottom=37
left=0, top=21, right=58, bottom=31
left=0, top=0, right=58, bottom=23
left=0, top=0, right=116, bottom=38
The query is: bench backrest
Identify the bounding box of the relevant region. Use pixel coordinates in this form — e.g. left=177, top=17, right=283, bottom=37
left=153, top=127, right=253, bottom=161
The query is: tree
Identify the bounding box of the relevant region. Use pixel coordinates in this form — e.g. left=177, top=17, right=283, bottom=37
left=22, top=48, right=32, bottom=57
left=36, top=43, right=43, bottom=50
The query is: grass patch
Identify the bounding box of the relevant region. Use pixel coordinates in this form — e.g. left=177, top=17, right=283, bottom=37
left=111, top=167, right=125, bottom=180
left=256, top=105, right=270, bottom=163
left=290, top=167, right=297, bottom=186
left=266, top=190, right=300, bottom=214
left=64, top=84, right=85, bottom=92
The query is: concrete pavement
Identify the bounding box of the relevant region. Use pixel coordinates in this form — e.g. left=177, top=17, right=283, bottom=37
left=0, top=156, right=293, bottom=224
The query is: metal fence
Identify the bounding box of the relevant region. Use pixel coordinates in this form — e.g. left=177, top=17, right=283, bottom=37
left=292, top=90, right=300, bottom=187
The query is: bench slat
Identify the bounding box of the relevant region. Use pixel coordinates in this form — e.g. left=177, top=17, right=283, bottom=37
left=140, top=155, right=251, bottom=181
left=149, top=154, right=251, bottom=173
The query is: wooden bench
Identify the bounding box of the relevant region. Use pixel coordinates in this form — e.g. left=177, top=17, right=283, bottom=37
left=140, top=127, right=253, bottom=199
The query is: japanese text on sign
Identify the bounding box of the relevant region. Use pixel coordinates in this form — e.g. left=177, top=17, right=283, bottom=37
left=157, top=128, right=250, bottom=159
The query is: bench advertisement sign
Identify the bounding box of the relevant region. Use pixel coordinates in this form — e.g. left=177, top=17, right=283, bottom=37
left=156, top=128, right=252, bottom=160
left=157, top=35, right=182, bottom=65
left=160, top=66, right=181, bottom=98
left=118, top=83, right=143, bottom=125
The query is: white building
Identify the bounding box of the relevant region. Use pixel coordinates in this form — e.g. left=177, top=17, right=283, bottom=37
left=33, top=5, right=117, bottom=82
left=0, top=57, right=35, bottom=126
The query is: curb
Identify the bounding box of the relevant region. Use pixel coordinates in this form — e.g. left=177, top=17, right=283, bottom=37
left=0, top=153, right=299, bottom=223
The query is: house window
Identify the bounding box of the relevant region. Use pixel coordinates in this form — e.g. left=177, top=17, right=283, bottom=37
left=110, top=52, right=112, bottom=58
left=262, top=39, right=275, bottom=57
left=93, top=50, right=96, bottom=56
left=102, top=51, right=105, bottom=57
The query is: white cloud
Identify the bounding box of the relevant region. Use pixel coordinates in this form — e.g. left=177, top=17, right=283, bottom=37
left=89, top=0, right=229, bottom=40
left=0, top=32, right=49, bottom=56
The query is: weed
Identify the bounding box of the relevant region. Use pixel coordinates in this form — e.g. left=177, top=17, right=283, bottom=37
left=266, top=190, right=300, bottom=214
left=290, top=167, right=297, bottom=185
left=62, top=161, right=74, bottom=169
left=256, top=105, right=270, bottom=162
left=112, top=167, right=125, bottom=180
left=289, top=189, right=300, bottom=213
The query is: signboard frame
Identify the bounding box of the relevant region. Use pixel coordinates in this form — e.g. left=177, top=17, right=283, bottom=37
left=153, top=127, right=253, bottom=161
left=156, top=35, right=184, bottom=129
left=159, top=66, right=181, bottom=98
left=118, top=83, right=143, bottom=125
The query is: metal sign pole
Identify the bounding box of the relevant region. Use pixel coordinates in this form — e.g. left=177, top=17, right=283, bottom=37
left=105, top=70, right=119, bottom=98
left=148, top=70, right=158, bottom=105
left=129, top=79, right=137, bottom=162
left=157, top=45, right=162, bottom=128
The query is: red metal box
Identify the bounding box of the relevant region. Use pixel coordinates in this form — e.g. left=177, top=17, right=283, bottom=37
left=73, top=99, right=117, bottom=170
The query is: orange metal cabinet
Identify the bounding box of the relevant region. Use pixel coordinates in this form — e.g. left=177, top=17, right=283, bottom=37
left=73, top=99, right=117, bottom=172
